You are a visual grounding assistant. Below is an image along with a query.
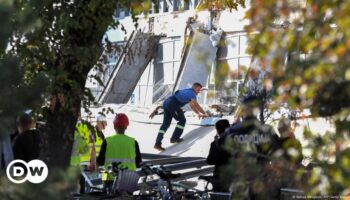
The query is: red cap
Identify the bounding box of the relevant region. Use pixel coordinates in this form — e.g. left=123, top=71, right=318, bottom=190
left=113, top=113, right=129, bottom=128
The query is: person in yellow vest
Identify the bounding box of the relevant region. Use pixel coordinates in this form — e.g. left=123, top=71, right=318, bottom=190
left=87, top=115, right=107, bottom=171
left=70, top=116, right=106, bottom=166
left=97, top=113, right=142, bottom=187
left=70, top=115, right=106, bottom=194
left=70, top=118, right=92, bottom=195
left=94, top=115, right=107, bottom=153
left=70, top=120, right=91, bottom=167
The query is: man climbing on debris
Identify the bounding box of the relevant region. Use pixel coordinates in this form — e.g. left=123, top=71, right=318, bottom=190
left=154, top=82, right=208, bottom=151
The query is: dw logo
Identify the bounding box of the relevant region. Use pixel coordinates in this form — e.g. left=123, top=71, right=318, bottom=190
left=6, top=159, right=48, bottom=184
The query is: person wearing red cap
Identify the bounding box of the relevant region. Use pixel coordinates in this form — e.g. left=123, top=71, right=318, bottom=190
left=97, top=113, right=142, bottom=185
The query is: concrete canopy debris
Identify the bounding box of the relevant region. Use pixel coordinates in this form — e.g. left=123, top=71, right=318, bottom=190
left=98, top=30, right=161, bottom=104
left=173, top=30, right=218, bottom=94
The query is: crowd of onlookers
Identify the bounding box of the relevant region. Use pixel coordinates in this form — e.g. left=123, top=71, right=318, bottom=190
left=0, top=94, right=303, bottom=199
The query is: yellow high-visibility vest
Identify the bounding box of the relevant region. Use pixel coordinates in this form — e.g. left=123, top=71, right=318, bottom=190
left=80, top=129, right=104, bottom=163
left=93, top=128, right=104, bottom=157
left=70, top=123, right=90, bottom=166
left=102, top=134, right=136, bottom=180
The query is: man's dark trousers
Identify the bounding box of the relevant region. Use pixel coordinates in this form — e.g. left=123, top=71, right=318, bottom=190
left=155, top=97, right=186, bottom=145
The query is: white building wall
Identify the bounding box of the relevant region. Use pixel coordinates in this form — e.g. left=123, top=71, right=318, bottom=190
left=101, top=1, right=252, bottom=106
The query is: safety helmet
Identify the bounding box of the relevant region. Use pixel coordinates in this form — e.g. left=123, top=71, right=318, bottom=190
left=96, top=115, right=106, bottom=122
left=113, top=113, right=129, bottom=128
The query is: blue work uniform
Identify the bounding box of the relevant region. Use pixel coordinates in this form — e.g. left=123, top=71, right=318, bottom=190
left=155, top=88, right=197, bottom=145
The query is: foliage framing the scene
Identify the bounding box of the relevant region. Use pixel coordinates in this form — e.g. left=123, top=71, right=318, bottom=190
left=245, top=0, right=350, bottom=196
left=5, top=0, right=157, bottom=168
left=1, top=0, right=349, bottom=198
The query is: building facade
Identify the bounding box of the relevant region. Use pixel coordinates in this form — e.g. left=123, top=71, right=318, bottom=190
left=87, top=0, right=251, bottom=107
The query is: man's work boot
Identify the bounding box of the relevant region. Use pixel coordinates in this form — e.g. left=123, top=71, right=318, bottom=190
left=154, top=144, right=165, bottom=151
left=170, top=138, right=184, bottom=144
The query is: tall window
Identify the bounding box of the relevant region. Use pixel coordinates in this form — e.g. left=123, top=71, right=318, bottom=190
left=194, top=0, right=199, bottom=7
left=154, top=37, right=182, bottom=85
left=152, top=37, right=182, bottom=102
left=131, top=37, right=183, bottom=106
left=163, top=0, right=169, bottom=12
left=184, top=0, right=190, bottom=10
left=173, top=0, right=182, bottom=11
left=216, top=32, right=251, bottom=104
left=131, top=62, right=154, bottom=106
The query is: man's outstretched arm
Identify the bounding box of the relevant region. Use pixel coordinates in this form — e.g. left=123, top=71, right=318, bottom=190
left=189, top=100, right=208, bottom=118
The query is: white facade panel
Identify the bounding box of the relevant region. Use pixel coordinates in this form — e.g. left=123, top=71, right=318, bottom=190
left=218, top=10, right=249, bottom=32
left=105, top=2, right=252, bottom=106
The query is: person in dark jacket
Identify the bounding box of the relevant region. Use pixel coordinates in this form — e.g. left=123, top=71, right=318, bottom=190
left=12, top=113, right=41, bottom=162
left=206, top=119, right=231, bottom=192
left=223, top=95, right=280, bottom=164
left=221, top=95, right=280, bottom=199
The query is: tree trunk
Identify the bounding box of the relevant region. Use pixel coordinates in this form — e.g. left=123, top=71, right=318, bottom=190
left=40, top=96, right=80, bottom=169
left=37, top=0, right=118, bottom=169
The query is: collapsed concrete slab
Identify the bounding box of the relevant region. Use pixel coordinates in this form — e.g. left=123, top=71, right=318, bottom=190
left=98, top=30, right=161, bottom=104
